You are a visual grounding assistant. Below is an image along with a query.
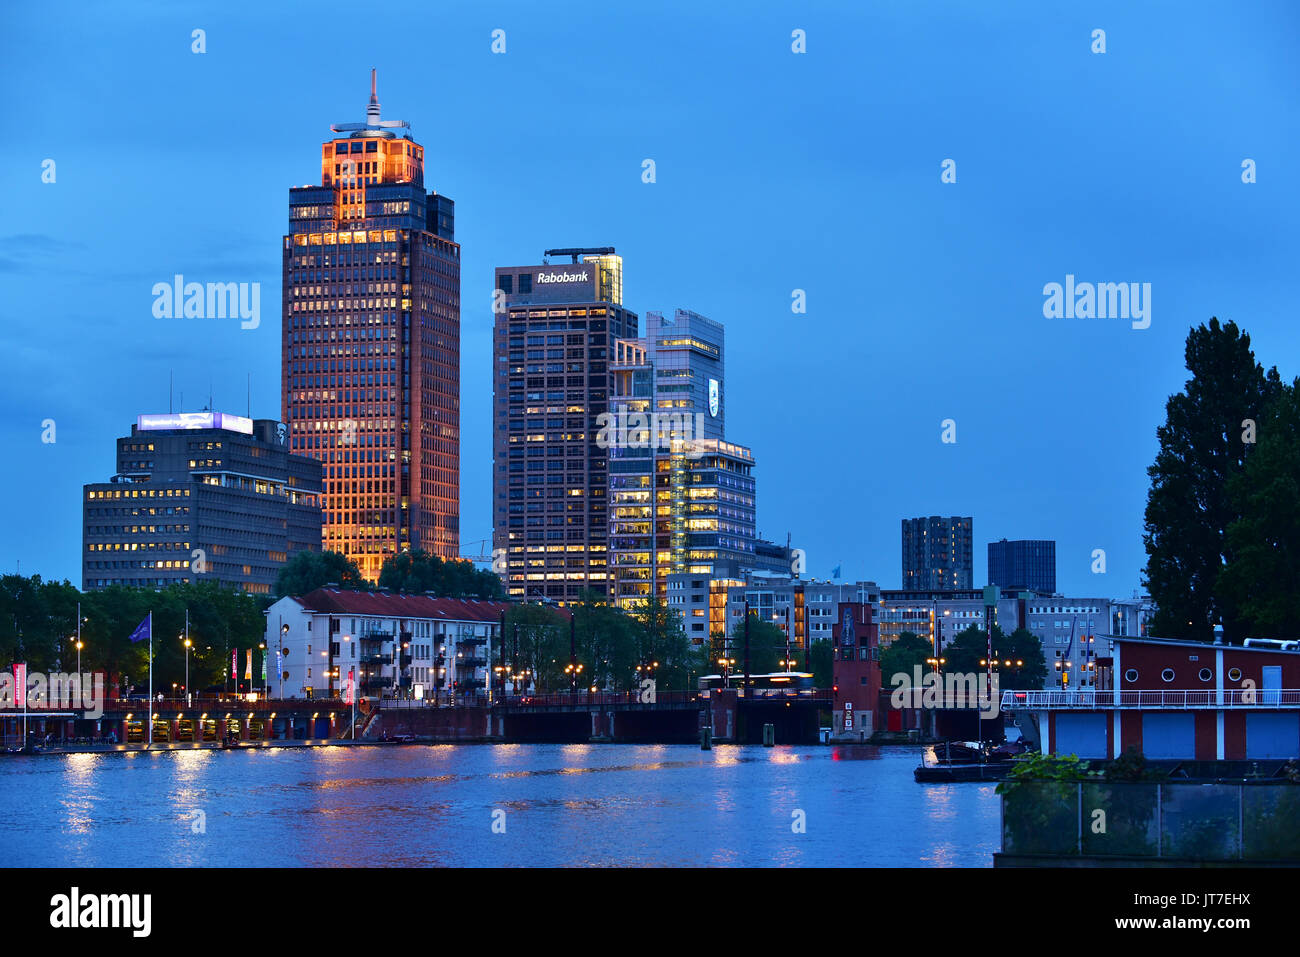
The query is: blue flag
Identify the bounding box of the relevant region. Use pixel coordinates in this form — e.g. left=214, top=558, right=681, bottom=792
left=128, top=617, right=151, bottom=643
left=831, top=565, right=842, bottom=579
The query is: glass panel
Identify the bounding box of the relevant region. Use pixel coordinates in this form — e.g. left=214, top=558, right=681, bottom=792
left=1242, top=784, right=1300, bottom=861
left=1160, top=784, right=1239, bottom=860
left=1000, top=781, right=1078, bottom=856
left=1080, top=782, right=1159, bottom=857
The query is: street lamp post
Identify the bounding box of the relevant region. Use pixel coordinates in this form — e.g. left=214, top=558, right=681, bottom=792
left=280, top=621, right=289, bottom=701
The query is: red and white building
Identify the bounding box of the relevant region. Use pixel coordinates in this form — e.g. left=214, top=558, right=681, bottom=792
left=1005, top=635, right=1300, bottom=761
left=265, top=589, right=509, bottom=701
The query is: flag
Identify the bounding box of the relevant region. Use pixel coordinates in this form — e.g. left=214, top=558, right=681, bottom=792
left=831, top=565, right=842, bottom=579
left=13, top=664, right=26, bottom=709
left=261, top=649, right=267, bottom=682
left=128, top=617, right=151, bottom=643
left=231, top=648, right=237, bottom=681
left=244, top=649, right=252, bottom=681
left=344, top=667, right=354, bottom=705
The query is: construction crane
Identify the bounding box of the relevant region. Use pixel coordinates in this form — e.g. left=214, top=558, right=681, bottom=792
left=458, top=538, right=494, bottom=563
left=542, top=246, right=616, bottom=264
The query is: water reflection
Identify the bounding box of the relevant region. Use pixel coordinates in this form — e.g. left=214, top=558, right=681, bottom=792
left=1, top=745, right=999, bottom=867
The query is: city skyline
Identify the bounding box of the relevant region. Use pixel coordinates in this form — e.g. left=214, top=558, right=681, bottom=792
left=5, top=1, right=1299, bottom=598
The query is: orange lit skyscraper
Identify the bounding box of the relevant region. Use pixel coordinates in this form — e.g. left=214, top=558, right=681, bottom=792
left=282, top=72, right=460, bottom=580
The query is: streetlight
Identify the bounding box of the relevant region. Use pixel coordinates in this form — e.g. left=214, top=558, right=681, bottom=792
left=280, top=622, right=290, bottom=701
left=564, top=661, right=584, bottom=694
left=180, top=634, right=192, bottom=707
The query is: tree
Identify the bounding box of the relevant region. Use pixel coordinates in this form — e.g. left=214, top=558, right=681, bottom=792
left=941, top=624, right=1045, bottom=690
left=625, top=597, right=693, bottom=691
left=1219, top=378, right=1300, bottom=637
left=808, top=639, right=833, bottom=690
left=570, top=591, right=639, bottom=691
left=725, top=613, right=785, bottom=675
left=503, top=604, right=566, bottom=692
left=879, top=631, right=931, bottom=685
left=1143, top=318, right=1280, bottom=641
left=274, top=549, right=370, bottom=597
left=0, top=574, right=81, bottom=672
left=378, top=549, right=502, bottom=599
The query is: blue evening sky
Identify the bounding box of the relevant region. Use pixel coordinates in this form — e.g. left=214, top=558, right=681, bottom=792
left=2, top=0, right=1297, bottom=597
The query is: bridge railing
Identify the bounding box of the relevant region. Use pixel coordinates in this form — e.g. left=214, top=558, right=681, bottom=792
left=1001, top=689, right=1300, bottom=710
left=34, top=696, right=354, bottom=714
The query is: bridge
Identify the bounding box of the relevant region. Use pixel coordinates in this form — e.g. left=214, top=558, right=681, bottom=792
left=3, top=687, right=834, bottom=750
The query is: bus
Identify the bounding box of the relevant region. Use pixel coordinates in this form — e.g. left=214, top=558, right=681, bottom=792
left=697, top=671, right=814, bottom=695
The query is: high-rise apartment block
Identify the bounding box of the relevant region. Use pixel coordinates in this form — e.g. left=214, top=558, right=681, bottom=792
left=901, top=515, right=973, bottom=590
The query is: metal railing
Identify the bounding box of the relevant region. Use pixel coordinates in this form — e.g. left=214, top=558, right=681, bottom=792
left=1001, top=689, right=1300, bottom=710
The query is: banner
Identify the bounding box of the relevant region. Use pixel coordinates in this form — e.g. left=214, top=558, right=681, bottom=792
left=244, top=649, right=252, bottom=681
left=345, top=667, right=354, bottom=705
left=231, top=649, right=237, bottom=684
left=12, top=663, right=25, bottom=709
left=261, top=648, right=267, bottom=682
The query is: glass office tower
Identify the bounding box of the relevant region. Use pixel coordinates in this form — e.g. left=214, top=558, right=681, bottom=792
left=282, top=72, right=460, bottom=581
left=608, top=310, right=756, bottom=607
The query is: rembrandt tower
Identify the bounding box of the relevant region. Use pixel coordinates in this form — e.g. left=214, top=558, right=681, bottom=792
left=283, top=72, right=460, bottom=580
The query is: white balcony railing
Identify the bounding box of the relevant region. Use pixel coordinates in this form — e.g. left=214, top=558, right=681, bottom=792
left=1001, top=689, right=1300, bottom=710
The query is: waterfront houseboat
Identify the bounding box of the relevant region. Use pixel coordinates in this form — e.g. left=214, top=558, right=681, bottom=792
left=1003, top=635, right=1300, bottom=761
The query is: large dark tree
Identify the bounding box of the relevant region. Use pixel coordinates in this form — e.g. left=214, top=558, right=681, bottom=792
left=879, top=631, right=932, bottom=685
left=1219, top=378, right=1300, bottom=637
left=725, top=613, right=786, bottom=675
left=1143, top=318, right=1280, bottom=641
left=941, top=624, right=1046, bottom=691
left=378, top=549, right=502, bottom=599
left=1, top=576, right=269, bottom=694
left=502, top=603, right=566, bottom=691
left=625, top=597, right=693, bottom=691
left=570, top=592, right=640, bottom=691
left=274, top=549, right=370, bottom=597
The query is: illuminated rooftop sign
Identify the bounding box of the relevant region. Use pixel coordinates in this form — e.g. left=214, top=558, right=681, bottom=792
left=137, top=413, right=254, bottom=435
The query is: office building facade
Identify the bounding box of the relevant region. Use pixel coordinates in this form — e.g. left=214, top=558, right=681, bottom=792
left=492, top=248, right=637, bottom=603
left=988, top=538, right=1056, bottom=593
left=83, top=413, right=322, bottom=593
left=607, top=309, right=754, bottom=607
left=283, top=72, right=460, bottom=582
left=901, top=515, right=973, bottom=590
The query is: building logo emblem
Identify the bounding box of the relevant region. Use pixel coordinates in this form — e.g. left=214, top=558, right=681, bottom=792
left=708, top=378, right=720, bottom=417
left=536, top=269, right=589, bottom=285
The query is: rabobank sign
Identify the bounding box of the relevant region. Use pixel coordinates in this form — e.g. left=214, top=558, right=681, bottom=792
left=536, top=269, right=589, bottom=285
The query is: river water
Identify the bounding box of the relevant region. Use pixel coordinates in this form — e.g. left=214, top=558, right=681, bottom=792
left=0, top=744, right=999, bottom=867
